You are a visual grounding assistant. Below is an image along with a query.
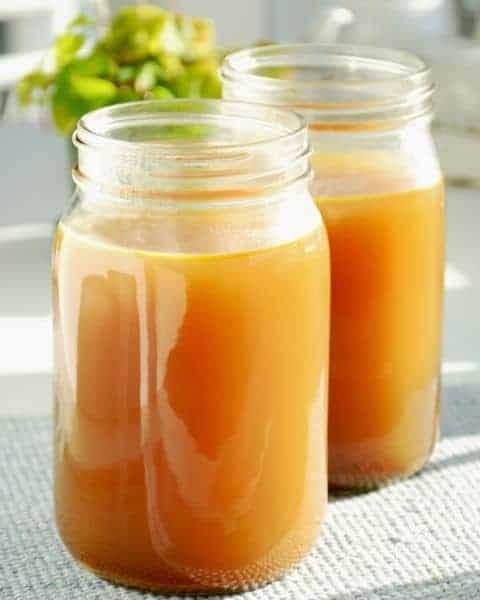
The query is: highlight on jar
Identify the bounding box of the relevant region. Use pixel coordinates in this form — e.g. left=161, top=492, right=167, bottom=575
left=52, top=99, right=330, bottom=593
left=222, top=43, right=445, bottom=489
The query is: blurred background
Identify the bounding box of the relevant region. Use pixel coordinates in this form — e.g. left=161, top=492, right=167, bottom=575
left=1, top=0, right=479, bottom=416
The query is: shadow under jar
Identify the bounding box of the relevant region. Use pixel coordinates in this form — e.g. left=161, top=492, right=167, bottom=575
left=52, top=100, right=330, bottom=593
left=222, top=44, right=445, bottom=489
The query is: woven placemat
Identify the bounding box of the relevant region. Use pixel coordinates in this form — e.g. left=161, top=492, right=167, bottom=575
left=1, top=384, right=479, bottom=600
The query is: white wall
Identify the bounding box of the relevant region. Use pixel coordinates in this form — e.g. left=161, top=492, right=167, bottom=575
left=0, top=122, right=70, bottom=226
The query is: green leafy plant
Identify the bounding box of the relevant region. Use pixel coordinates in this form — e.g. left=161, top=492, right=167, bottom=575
left=17, top=6, right=222, bottom=135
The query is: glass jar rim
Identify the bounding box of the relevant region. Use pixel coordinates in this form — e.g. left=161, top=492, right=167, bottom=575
left=73, top=99, right=311, bottom=202
left=75, top=98, right=307, bottom=156
left=221, top=43, right=434, bottom=127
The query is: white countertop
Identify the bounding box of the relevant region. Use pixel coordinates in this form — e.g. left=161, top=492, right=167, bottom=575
left=0, top=185, right=478, bottom=417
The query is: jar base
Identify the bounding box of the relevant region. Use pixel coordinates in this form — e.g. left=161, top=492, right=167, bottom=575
left=328, top=453, right=433, bottom=492
left=57, top=512, right=323, bottom=594
left=79, top=558, right=288, bottom=595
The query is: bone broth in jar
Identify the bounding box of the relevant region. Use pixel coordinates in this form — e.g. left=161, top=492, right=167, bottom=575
left=52, top=100, right=330, bottom=593
left=223, top=45, right=445, bottom=489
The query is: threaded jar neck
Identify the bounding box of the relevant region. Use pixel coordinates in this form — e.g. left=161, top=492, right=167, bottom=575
left=222, top=44, right=434, bottom=130
left=73, top=99, right=311, bottom=205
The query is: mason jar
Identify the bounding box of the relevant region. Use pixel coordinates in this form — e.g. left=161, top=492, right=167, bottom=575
left=52, top=99, right=330, bottom=593
left=222, top=44, right=445, bottom=489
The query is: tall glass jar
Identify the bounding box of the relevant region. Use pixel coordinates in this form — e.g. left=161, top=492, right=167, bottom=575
left=223, top=45, right=445, bottom=489
left=52, top=100, right=330, bottom=593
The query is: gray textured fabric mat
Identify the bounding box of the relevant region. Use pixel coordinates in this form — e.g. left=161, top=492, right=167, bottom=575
left=1, top=384, right=479, bottom=600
